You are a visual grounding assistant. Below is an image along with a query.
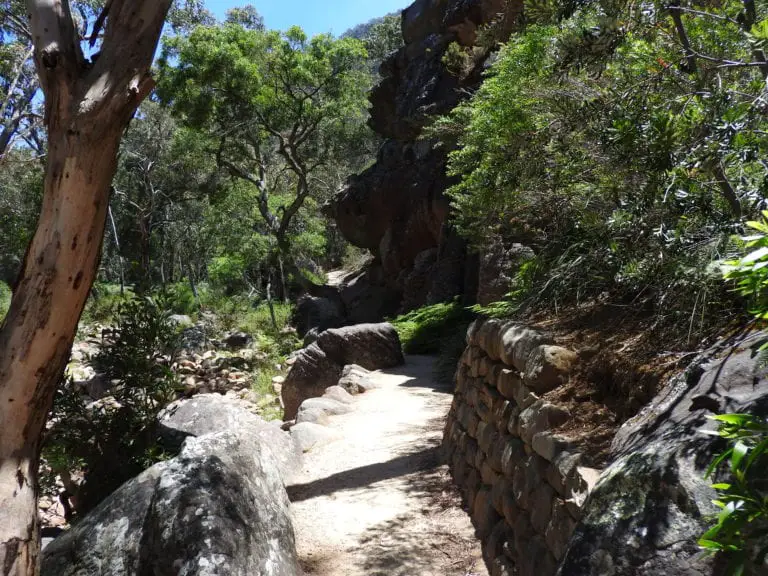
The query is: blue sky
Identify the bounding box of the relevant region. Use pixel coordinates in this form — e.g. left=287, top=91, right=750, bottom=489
left=206, top=1, right=411, bottom=37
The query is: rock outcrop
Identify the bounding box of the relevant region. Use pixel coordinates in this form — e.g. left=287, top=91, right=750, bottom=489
left=321, top=0, right=523, bottom=327
left=281, top=323, right=404, bottom=419
left=445, top=319, right=768, bottom=575
left=42, top=427, right=301, bottom=576
left=559, top=333, right=768, bottom=576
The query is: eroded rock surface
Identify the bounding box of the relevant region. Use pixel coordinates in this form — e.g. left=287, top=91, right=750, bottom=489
left=321, top=0, right=524, bottom=328
left=158, top=394, right=301, bottom=483
left=42, top=430, right=300, bottom=576
left=281, top=323, right=404, bottom=419
left=559, top=334, right=768, bottom=576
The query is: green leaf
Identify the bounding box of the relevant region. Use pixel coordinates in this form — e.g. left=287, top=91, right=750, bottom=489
left=731, top=441, right=749, bottom=474
left=711, top=414, right=753, bottom=426
left=706, top=448, right=733, bottom=478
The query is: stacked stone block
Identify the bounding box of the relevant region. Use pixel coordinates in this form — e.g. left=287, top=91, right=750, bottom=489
left=442, top=318, right=599, bottom=576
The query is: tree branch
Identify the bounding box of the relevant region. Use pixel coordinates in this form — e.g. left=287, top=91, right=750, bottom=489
left=26, top=0, right=85, bottom=126
left=668, top=1, right=698, bottom=74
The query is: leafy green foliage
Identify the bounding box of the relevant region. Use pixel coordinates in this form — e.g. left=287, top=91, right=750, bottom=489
left=391, top=301, right=476, bottom=383
left=0, top=280, right=9, bottom=320
left=700, top=414, right=768, bottom=574
left=723, top=212, right=768, bottom=322
left=43, top=297, right=181, bottom=513
left=437, top=0, right=760, bottom=340
left=343, top=12, right=403, bottom=65
left=80, top=283, right=134, bottom=326
left=158, top=23, right=371, bottom=290
left=442, top=41, right=477, bottom=78
left=392, top=301, right=474, bottom=354
left=0, top=149, right=43, bottom=284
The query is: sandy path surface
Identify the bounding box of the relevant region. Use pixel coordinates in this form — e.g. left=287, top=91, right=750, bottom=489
left=288, top=355, right=487, bottom=576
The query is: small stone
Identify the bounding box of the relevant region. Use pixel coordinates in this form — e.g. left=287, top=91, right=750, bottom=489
left=490, top=555, right=515, bottom=576
left=472, top=485, right=501, bottom=538
left=496, top=368, right=521, bottom=402
left=323, top=385, right=354, bottom=404
left=500, top=436, right=525, bottom=478
left=545, top=498, right=577, bottom=561
left=474, top=448, right=485, bottom=471
left=484, top=519, right=511, bottom=565
left=529, top=483, right=556, bottom=534
left=222, top=331, right=253, bottom=349
left=486, top=362, right=504, bottom=388
left=531, top=431, right=572, bottom=462
left=506, top=405, right=521, bottom=437
left=502, top=488, right=520, bottom=526
left=565, top=465, right=601, bottom=512
left=523, top=345, right=578, bottom=394
left=481, top=460, right=501, bottom=486
left=465, top=438, right=479, bottom=467
left=479, top=356, right=492, bottom=378
left=466, top=409, right=480, bottom=438
left=491, top=476, right=508, bottom=515
left=465, top=468, right=481, bottom=510
left=517, top=401, right=570, bottom=445
left=492, top=399, right=513, bottom=432
left=478, top=421, right=499, bottom=453
left=513, top=455, right=548, bottom=510
left=297, top=397, right=352, bottom=417
left=487, top=433, right=509, bottom=472
left=499, top=324, right=554, bottom=372
left=476, top=318, right=506, bottom=360
left=290, top=422, right=342, bottom=452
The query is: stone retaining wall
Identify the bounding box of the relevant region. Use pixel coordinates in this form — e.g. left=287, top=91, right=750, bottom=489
left=442, top=319, right=599, bottom=576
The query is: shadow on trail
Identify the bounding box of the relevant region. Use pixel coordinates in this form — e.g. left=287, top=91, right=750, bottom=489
left=382, top=355, right=456, bottom=393
left=288, top=445, right=442, bottom=503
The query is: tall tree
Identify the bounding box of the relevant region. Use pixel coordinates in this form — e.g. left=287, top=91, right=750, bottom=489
left=0, top=1, right=38, bottom=158
left=158, top=24, right=369, bottom=290
left=0, top=1, right=171, bottom=573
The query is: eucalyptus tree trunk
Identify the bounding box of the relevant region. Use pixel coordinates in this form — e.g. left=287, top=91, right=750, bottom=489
left=0, top=2, right=171, bottom=574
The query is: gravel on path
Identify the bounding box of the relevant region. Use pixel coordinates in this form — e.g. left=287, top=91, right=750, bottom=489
left=288, top=355, right=487, bottom=576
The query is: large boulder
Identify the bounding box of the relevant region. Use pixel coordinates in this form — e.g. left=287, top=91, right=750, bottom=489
left=559, top=333, right=768, bottom=575
left=281, top=342, right=344, bottom=421
left=316, top=323, right=404, bottom=369
left=281, top=323, right=404, bottom=419
left=158, top=394, right=301, bottom=484
left=42, top=430, right=300, bottom=576
left=294, top=293, right=345, bottom=336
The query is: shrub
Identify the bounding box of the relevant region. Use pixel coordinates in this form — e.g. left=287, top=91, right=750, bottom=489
left=164, top=281, right=202, bottom=315
left=698, top=217, right=768, bottom=573
left=42, top=296, right=181, bottom=514
left=0, top=281, right=10, bottom=321
left=391, top=300, right=475, bottom=384
left=700, top=414, right=768, bottom=574
left=391, top=300, right=474, bottom=354
left=80, top=283, right=133, bottom=326
left=208, top=255, right=247, bottom=293
left=722, top=212, right=768, bottom=326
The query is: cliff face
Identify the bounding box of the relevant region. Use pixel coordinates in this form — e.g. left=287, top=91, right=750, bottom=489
left=322, top=0, right=521, bottom=324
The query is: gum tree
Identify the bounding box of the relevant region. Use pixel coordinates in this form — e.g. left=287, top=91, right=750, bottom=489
left=0, top=1, right=172, bottom=573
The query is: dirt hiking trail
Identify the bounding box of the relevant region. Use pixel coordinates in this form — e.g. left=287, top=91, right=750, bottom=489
left=288, top=355, right=487, bottom=576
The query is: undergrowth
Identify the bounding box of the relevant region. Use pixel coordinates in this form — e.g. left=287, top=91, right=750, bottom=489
left=0, top=281, right=10, bottom=321
left=43, top=296, right=180, bottom=516
left=391, top=300, right=475, bottom=384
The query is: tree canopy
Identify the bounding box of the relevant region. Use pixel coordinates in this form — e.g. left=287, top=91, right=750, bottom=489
left=157, top=24, right=371, bottom=290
